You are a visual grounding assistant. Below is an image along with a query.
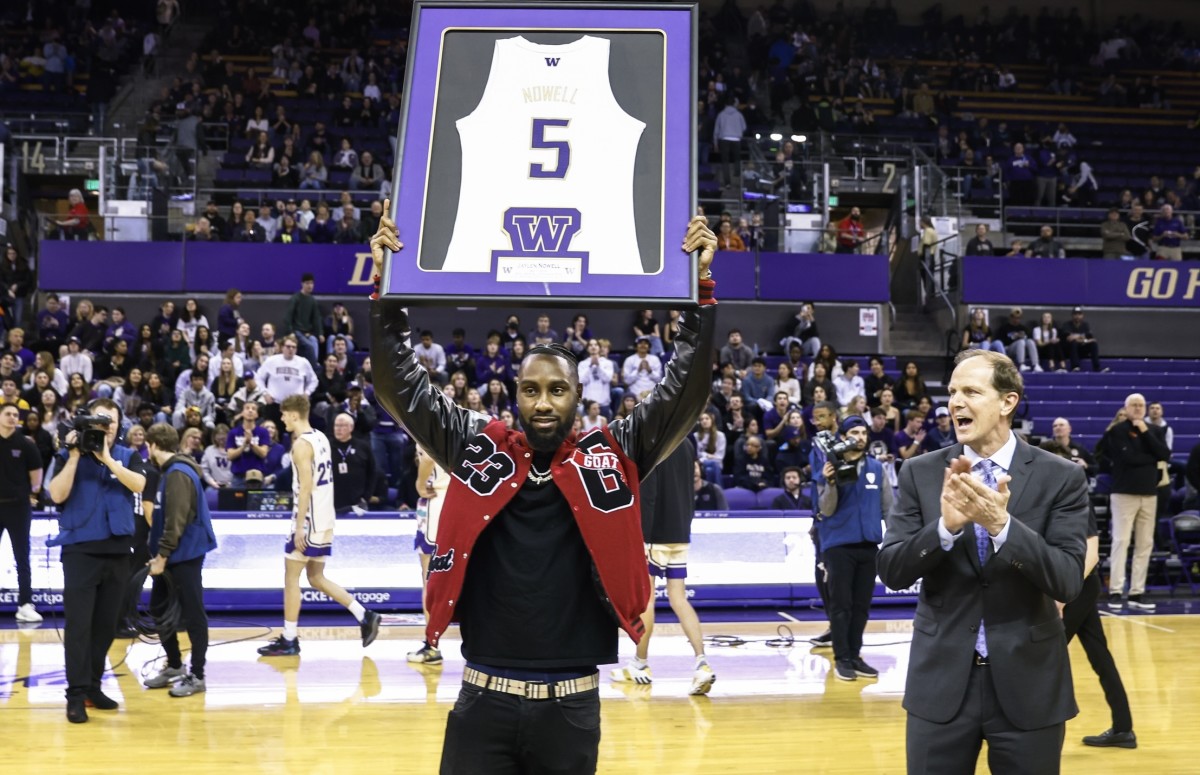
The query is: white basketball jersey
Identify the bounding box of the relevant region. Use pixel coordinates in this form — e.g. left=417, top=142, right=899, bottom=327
left=293, top=430, right=335, bottom=529
left=441, top=35, right=647, bottom=277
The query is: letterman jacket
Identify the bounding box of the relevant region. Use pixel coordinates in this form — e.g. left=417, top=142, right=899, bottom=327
left=371, top=287, right=716, bottom=649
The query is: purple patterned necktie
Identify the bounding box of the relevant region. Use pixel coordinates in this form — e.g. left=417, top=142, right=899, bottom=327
left=973, top=459, right=999, bottom=658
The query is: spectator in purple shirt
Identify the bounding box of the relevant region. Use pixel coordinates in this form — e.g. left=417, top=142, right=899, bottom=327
left=1005, top=142, right=1037, bottom=205
left=474, top=337, right=513, bottom=393
left=217, top=288, right=244, bottom=348
left=225, top=400, right=271, bottom=487
left=35, top=293, right=71, bottom=353
left=1152, top=204, right=1186, bottom=261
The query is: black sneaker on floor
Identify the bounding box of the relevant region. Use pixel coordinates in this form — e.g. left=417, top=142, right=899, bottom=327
left=361, top=610, right=381, bottom=647
left=851, top=657, right=879, bottom=678
left=1127, top=595, right=1156, bottom=612
left=84, top=690, right=118, bottom=710
left=66, top=696, right=88, bottom=724
left=114, top=626, right=140, bottom=639
left=1107, top=593, right=1123, bottom=610
left=833, top=660, right=857, bottom=681
left=1082, top=728, right=1137, bottom=748
left=257, top=635, right=301, bottom=656
left=808, top=629, right=833, bottom=649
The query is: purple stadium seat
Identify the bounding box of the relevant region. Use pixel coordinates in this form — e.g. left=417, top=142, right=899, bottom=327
left=723, top=487, right=758, bottom=511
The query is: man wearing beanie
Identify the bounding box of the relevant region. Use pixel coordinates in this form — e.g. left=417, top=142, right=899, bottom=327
left=815, top=415, right=891, bottom=681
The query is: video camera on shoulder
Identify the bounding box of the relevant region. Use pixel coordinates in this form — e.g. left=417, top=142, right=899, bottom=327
left=813, top=429, right=862, bottom=486
left=62, top=410, right=112, bottom=455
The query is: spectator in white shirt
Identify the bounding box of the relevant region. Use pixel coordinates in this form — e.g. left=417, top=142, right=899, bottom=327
left=413, top=330, right=448, bottom=385
left=60, top=337, right=93, bottom=384
left=254, top=335, right=317, bottom=405
left=622, top=336, right=663, bottom=400
left=833, top=359, right=866, bottom=407
left=577, top=339, right=614, bottom=416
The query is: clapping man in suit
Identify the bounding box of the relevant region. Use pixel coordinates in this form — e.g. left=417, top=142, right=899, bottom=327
left=877, top=349, right=1089, bottom=774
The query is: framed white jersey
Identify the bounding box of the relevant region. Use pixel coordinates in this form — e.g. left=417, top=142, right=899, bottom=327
left=385, top=2, right=698, bottom=308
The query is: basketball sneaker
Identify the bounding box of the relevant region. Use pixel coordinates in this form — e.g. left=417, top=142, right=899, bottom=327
left=406, top=643, right=444, bottom=665
left=257, top=635, right=301, bottom=656
left=361, top=610, right=381, bottom=647
left=15, top=604, right=42, bottom=623
left=610, top=660, right=652, bottom=685
left=808, top=629, right=833, bottom=649
left=144, top=665, right=185, bottom=689
left=169, top=674, right=206, bottom=697
left=689, top=661, right=716, bottom=696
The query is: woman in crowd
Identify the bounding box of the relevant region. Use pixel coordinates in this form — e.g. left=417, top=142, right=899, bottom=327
left=25, top=351, right=68, bottom=395
left=64, top=372, right=91, bottom=413
left=300, top=151, right=328, bottom=190
left=693, top=411, right=727, bottom=483
left=193, top=326, right=214, bottom=359
left=314, top=353, right=348, bottom=421
left=246, top=129, right=274, bottom=168
left=42, top=388, right=71, bottom=440
left=448, top=372, right=470, bottom=407
left=325, top=303, right=355, bottom=352
left=508, top=338, right=527, bottom=372
left=54, top=189, right=91, bottom=240
left=581, top=400, right=608, bottom=432
left=217, top=289, right=244, bottom=348
left=961, top=308, right=1006, bottom=353
left=232, top=322, right=256, bottom=368
left=134, top=324, right=162, bottom=374
left=95, top=339, right=133, bottom=383
left=776, top=361, right=802, bottom=405
left=481, top=377, right=510, bottom=418
left=1033, top=311, right=1066, bottom=372
left=177, top=298, right=208, bottom=351
left=22, top=371, right=53, bottom=411
left=113, top=368, right=147, bottom=420
left=806, top=343, right=843, bottom=380
left=274, top=214, right=309, bottom=244
left=211, top=356, right=241, bottom=425
left=22, top=410, right=56, bottom=485
left=802, top=361, right=833, bottom=406
left=773, top=409, right=811, bottom=472
left=124, top=424, right=149, bottom=461
left=661, top=309, right=682, bottom=355
left=464, top=388, right=484, bottom=414
left=180, top=427, right=205, bottom=464
left=307, top=203, right=337, bottom=243
left=2, top=243, right=33, bottom=324
left=144, top=371, right=174, bottom=419
left=614, top=393, right=638, bottom=421
left=893, top=361, right=929, bottom=410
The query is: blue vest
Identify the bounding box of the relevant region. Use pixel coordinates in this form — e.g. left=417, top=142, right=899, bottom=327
left=150, top=461, right=218, bottom=565
left=816, top=456, right=886, bottom=552
left=47, top=445, right=138, bottom=547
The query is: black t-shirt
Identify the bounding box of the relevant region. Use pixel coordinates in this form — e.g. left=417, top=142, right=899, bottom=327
left=0, top=431, right=42, bottom=501
left=457, top=452, right=618, bottom=669
left=58, top=451, right=146, bottom=556
left=640, top=442, right=695, bottom=544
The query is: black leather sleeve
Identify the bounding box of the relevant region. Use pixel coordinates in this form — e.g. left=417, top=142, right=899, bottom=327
left=609, top=304, right=718, bottom=480
left=369, top=300, right=489, bottom=472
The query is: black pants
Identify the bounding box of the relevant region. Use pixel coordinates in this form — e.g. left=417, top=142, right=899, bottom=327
left=810, top=527, right=830, bottom=614
left=823, top=541, right=878, bottom=662
left=1066, top=340, right=1101, bottom=371
left=152, top=556, right=209, bottom=680
left=1062, top=571, right=1133, bottom=733
left=718, top=139, right=740, bottom=187
left=440, top=682, right=601, bottom=774
left=62, top=551, right=129, bottom=697
left=907, top=664, right=1065, bottom=774
left=0, top=500, right=32, bottom=605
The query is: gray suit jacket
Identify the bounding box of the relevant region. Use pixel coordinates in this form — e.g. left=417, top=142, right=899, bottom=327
left=877, top=439, right=1089, bottom=729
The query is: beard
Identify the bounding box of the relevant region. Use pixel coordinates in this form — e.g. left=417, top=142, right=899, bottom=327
left=522, top=413, right=573, bottom=453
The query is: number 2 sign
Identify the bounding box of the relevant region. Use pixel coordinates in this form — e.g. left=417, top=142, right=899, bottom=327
left=384, top=1, right=698, bottom=307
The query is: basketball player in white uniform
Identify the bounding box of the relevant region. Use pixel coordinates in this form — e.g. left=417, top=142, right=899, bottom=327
left=407, top=443, right=450, bottom=664
left=439, top=35, right=652, bottom=276
left=257, top=393, right=382, bottom=656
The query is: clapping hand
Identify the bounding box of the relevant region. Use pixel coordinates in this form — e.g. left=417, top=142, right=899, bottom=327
left=941, top=455, right=1011, bottom=536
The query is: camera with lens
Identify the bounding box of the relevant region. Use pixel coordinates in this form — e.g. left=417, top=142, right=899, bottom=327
left=813, top=430, right=863, bottom=486
left=63, top=410, right=113, bottom=455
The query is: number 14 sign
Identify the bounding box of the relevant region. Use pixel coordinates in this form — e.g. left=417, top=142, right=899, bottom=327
left=383, top=1, right=698, bottom=307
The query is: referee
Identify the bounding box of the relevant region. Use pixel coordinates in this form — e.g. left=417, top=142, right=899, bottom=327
left=0, top=403, right=43, bottom=622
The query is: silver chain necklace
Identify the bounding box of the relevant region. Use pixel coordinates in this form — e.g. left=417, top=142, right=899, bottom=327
left=527, top=465, right=553, bottom=485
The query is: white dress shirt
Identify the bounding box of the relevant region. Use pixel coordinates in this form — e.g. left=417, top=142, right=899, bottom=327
left=937, top=430, right=1016, bottom=552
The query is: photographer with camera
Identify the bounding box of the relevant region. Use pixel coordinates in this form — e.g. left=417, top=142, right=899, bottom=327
left=813, top=415, right=891, bottom=682
left=47, top=399, right=147, bottom=723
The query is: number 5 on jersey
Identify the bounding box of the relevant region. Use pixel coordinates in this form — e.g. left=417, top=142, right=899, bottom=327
left=530, top=119, right=570, bottom=179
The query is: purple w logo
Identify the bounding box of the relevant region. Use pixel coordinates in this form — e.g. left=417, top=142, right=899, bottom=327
left=545, top=57, right=561, bottom=66
left=502, top=208, right=582, bottom=255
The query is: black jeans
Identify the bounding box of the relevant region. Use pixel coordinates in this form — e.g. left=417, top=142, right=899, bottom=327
left=1062, top=570, right=1133, bottom=733
left=823, top=541, right=878, bottom=662
left=440, top=682, right=601, bottom=774
left=152, top=556, right=209, bottom=680
left=0, top=500, right=33, bottom=605
left=1066, top=340, right=1101, bottom=371
left=810, top=527, right=830, bottom=614
left=62, top=551, right=129, bottom=697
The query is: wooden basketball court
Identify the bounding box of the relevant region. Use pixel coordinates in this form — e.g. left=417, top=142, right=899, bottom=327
left=1, top=613, right=1196, bottom=773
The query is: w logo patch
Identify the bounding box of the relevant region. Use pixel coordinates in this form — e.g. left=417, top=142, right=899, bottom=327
left=493, top=208, right=586, bottom=260
left=544, top=57, right=561, bottom=67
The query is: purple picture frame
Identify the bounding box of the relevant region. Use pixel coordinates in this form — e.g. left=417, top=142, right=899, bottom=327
left=384, top=1, right=698, bottom=307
